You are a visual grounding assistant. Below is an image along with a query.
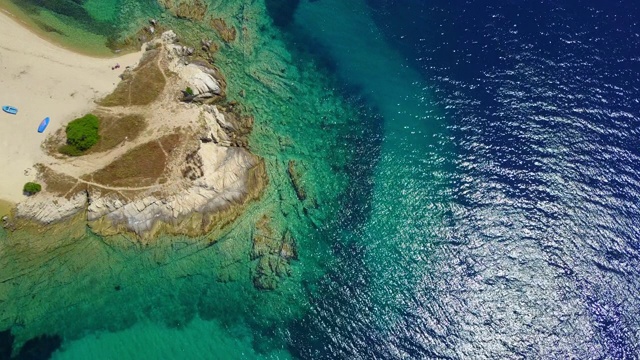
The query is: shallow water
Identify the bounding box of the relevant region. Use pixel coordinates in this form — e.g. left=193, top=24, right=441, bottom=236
left=2, top=0, right=640, bottom=358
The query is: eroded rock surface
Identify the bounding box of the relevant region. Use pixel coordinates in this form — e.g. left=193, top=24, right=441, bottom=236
left=86, top=145, right=265, bottom=239
left=16, top=192, right=87, bottom=225
left=202, top=105, right=252, bottom=147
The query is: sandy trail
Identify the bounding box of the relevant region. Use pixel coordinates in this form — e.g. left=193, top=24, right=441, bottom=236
left=0, top=10, right=143, bottom=203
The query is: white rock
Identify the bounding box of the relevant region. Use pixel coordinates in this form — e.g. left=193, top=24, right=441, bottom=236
left=161, top=30, right=177, bottom=43
left=181, top=64, right=221, bottom=95
left=16, top=192, right=87, bottom=224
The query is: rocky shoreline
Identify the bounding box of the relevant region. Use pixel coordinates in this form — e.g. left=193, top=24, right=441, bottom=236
left=8, top=30, right=267, bottom=242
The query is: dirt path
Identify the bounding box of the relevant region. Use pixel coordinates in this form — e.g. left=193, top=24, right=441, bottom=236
left=37, top=46, right=199, bottom=197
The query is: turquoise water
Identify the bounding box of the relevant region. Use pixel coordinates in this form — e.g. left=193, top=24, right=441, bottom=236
left=292, top=0, right=449, bottom=330
left=8, top=0, right=639, bottom=357
left=0, top=0, right=448, bottom=358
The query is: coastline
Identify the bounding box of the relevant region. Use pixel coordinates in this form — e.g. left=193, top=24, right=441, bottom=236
left=0, top=199, right=12, bottom=218
left=0, top=0, right=355, bottom=355
left=4, top=27, right=269, bottom=243
left=0, top=2, right=122, bottom=58
left=0, top=10, right=144, bottom=204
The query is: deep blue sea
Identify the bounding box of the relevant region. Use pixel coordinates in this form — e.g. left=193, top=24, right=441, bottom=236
left=2, top=0, right=640, bottom=358
left=285, top=0, right=640, bottom=358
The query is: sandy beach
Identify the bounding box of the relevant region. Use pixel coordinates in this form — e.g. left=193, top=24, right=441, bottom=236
left=0, top=10, right=143, bottom=203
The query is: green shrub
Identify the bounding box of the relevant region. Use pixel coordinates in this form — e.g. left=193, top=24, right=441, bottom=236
left=23, top=182, right=42, bottom=195
left=65, top=113, right=100, bottom=153
left=59, top=144, right=84, bottom=156
left=185, top=86, right=194, bottom=96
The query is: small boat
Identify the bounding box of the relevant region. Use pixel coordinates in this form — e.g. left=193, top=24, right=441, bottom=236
left=2, top=106, right=18, bottom=115
left=37, top=117, right=50, bottom=133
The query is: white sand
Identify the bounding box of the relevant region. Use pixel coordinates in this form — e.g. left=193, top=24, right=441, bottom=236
left=0, top=10, right=143, bottom=203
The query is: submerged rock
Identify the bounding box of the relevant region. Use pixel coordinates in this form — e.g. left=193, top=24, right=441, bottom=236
left=0, top=329, right=62, bottom=360
left=253, top=256, right=291, bottom=290
left=210, top=18, right=237, bottom=42
left=157, top=0, right=208, bottom=21
left=287, top=160, right=306, bottom=201
left=250, top=216, right=298, bottom=290
left=16, top=334, right=62, bottom=360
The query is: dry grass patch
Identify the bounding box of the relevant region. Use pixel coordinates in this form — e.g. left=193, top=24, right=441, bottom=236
left=159, top=133, right=182, bottom=153
left=35, top=164, right=86, bottom=199
left=85, top=134, right=181, bottom=188
left=87, top=114, right=147, bottom=154
left=99, top=50, right=166, bottom=107
left=42, top=127, right=66, bottom=157
left=43, top=114, right=147, bottom=157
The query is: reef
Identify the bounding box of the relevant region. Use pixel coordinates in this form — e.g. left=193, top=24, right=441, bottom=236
left=157, top=0, right=209, bottom=21
left=251, top=216, right=298, bottom=290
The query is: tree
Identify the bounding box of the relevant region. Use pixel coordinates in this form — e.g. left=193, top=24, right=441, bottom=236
left=23, top=182, right=42, bottom=195
left=65, top=114, right=100, bottom=152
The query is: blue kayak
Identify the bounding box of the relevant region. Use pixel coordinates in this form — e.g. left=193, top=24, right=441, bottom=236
left=2, top=106, right=17, bottom=115
left=38, top=117, right=50, bottom=133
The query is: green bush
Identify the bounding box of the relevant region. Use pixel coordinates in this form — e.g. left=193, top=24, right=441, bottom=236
left=23, top=182, right=42, bottom=195
left=185, top=86, right=194, bottom=96
left=64, top=113, right=100, bottom=153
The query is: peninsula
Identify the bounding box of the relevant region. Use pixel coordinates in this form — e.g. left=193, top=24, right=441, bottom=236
left=0, top=12, right=267, bottom=242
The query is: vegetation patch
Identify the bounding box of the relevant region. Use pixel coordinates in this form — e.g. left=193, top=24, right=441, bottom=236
left=86, top=134, right=181, bottom=188
left=99, top=50, right=166, bottom=107
left=87, top=114, right=147, bottom=153
left=35, top=164, right=84, bottom=198
left=59, top=114, right=100, bottom=156
left=23, top=182, right=42, bottom=195
left=159, top=133, right=183, bottom=153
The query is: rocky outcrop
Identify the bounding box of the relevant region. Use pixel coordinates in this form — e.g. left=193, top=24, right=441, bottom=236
left=202, top=105, right=252, bottom=147
left=173, top=45, right=195, bottom=57
left=13, top=30, right=267, bottom=241
left=161, top=30, right=225, bottom=100
left=86, top=145, right=265, bottom=239
left=15, top=192, right=87, bottom=225
left=179, top=64, right=221, bottom=96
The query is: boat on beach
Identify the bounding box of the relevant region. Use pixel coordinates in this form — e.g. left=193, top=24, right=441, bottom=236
left=38, top=117, right=50, bottom=133
left=2, top=106, right=17, bottom=115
